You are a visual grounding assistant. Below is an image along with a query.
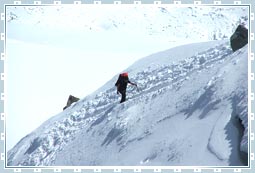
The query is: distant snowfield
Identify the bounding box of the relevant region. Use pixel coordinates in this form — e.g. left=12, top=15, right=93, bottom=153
left=7, top=40, right=248, bottom=166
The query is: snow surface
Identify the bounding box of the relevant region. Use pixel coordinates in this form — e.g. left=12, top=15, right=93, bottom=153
left=6, top=5, right=248, bottom=152
left=7, top=6, right=248, bottom=43
left=7, top=40, right=248, bottom=166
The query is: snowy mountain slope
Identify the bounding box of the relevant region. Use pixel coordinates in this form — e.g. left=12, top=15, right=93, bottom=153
left=7, top=6, right=248, bottom=46
left=7, top=40, right=248, bottom=166
left=6, top=6, right=249, bottom=151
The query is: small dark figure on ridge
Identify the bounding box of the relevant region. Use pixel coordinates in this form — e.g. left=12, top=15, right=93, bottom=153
left=115, top=72, right=137, bottom=103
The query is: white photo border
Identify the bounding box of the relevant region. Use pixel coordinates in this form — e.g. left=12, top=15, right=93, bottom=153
left=0, top=0, right=254, bottom=173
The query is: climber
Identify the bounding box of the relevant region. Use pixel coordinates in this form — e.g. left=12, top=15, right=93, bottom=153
left=115, top=72, right=137, bottom=103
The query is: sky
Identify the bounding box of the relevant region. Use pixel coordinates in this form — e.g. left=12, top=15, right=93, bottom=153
left=5, top=5, right=248, bottom=151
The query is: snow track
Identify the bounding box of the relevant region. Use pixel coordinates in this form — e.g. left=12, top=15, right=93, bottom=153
left=7, top=41, right=248, bottom=166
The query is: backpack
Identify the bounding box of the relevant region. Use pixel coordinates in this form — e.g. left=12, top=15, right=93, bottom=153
left=115, top=73, right=129, bottom=87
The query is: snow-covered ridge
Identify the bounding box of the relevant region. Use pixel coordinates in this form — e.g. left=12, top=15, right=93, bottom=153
left=7, top=40, right=248, bottom=166
left=7, top=6, right=248, bottom=44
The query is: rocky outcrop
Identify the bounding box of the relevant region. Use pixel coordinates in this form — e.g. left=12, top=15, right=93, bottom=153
left=63, top=95, right=79, bottom=110
left=230, top=25, right=248, bottom=52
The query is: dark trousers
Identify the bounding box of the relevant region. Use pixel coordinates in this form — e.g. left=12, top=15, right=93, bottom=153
left=119, top=90, right=126, bottom=103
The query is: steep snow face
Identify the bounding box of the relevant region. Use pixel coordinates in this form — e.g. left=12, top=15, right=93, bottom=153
left=7, top=40, right=248, bottom=166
